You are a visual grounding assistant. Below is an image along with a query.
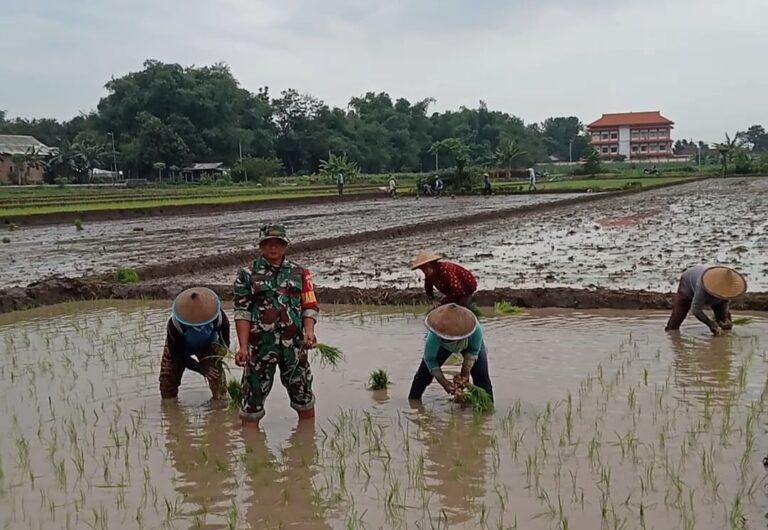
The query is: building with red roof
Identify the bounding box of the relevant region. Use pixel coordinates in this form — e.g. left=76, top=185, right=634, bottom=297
left=587, top=111, right=674, bottom=160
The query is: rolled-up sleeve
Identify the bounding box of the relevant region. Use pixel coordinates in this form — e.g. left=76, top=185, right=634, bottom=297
left=233, top=267, right=253, bottom=321
left=423, top=333, right=442, bottom=372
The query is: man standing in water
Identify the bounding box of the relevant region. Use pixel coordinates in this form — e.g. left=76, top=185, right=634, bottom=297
left=234, top=224, right=319, bottom=426
left=665, top=264, right=747, bottom=335
left=159, top=287, right=229, bottom=400
left=411, top=251, right=479, bottom=311
left=408, top=303, right=493, bottom=401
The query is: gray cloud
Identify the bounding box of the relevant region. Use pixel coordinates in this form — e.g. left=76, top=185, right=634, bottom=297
left=1, top=0, right=766, bottom=141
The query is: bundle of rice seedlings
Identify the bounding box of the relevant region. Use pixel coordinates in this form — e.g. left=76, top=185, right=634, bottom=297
left=367, top=369, right=390, bottom=390
left=494, top=301, right=525, bottom=315
left=227, top=380, right=243, bottom=409
left=74, top=219, right=84, bottom=231
left=116, top=267, right=140, bottom=283
left=313, top=343, right=344, bottom=368
left=453, top=384, right=493, bottom=414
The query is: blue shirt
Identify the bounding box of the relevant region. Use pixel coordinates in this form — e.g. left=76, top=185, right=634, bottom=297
left=423, top=326, right=484, bottom=371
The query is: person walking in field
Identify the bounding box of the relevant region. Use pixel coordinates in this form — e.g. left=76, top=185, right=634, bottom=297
left=159, top=287, right=229, bottom=400
left=483, top=173, right=492, bottom=195
left=665, top=265, right=747, bottom=335
left=408, top=303, right=493, bottom=401
left=527, top=167, right=537, bottom=191
left=336, top=172, right=345, bottom=196
left=411, top=251, right=478, bottom=311
left=388, top=176, right=398, bottom=198
left=233, top=224, right=320, bottom=426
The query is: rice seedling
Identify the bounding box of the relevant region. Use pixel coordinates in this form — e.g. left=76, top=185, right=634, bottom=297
left=367, top=369, right=390, bottom=390
left=494, top=301, right=526, bottom=315
left=453, top=384, right=494, bottom=414
left=313, top=343, right=344, bottom=368
left=74, top=219, right=84, bottom=231
left=115, top=268, right=140, bottom=283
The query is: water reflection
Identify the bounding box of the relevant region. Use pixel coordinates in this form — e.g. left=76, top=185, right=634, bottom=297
left=241, top=422, right=330, bottom=529
left=669, top=333, right=735, bottom=400
left=409, top=403, right=492, bottom=526
left=160, top=401, right=238, bottom=522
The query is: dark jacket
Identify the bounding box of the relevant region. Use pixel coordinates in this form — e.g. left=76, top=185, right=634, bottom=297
left=166, top=310, right=230, bottom=374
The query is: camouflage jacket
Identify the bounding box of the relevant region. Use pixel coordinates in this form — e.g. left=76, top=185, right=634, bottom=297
left=233, top=256, right=319, bottom=343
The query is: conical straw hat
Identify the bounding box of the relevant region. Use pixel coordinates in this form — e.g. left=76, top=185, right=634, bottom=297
left=702, top=266, right=747, bottom=299
left=172, top=287, right=221, bottom=326
left=411, top=251, right=442, bottom=270
left=425, top=303, right=478, bottom=341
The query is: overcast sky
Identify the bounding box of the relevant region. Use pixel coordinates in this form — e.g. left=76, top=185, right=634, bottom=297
left=2, top=0, right=766, bottom=142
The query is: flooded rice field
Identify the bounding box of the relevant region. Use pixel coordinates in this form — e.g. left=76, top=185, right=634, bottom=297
left=267, top=177, right=766, bottom=292
left=2, top=301, right=768, bottom=529
left=0, top=194, right=572, bottom=289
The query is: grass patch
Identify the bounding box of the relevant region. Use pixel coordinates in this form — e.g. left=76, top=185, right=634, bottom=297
left=116, top=268, right=140, bottom=284
left=495, top=301, right=526, bottom=315
left=367, top=369, right=390, bottom=390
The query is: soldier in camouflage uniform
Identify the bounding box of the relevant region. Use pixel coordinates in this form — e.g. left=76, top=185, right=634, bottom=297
left=234, top=224, right=320, bottom=425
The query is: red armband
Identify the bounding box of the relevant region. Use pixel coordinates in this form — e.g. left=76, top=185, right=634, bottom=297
left=301, top=269, right=319, bottom=310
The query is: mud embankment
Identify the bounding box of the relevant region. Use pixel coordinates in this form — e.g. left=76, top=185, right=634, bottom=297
left=4, top=191, right=384, bottom=227
left=124, top=178, right=709, bottom=282
left=4, top=276, right=768, bottom=315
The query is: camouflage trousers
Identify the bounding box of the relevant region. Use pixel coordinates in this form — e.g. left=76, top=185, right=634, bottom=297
left=240, top=339, right=315, bottom=421
left=159, top=341, right=227, bottom=400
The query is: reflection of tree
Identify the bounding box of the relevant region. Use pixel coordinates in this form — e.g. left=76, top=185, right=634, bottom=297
left=408, top=405, right=492, bottom=526
left=160, top=401, right=238, bottom=521
left=669, top=334, right=735, bottom=399
left=242, top=422, right=330, bottom=529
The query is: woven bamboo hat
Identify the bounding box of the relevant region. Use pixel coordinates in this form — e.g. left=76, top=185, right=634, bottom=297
left=411, top=251, right=442, bottom=270
left=702, top=266, right=747, bottom=300
left=172, top=287, right=221, bottom=326
left=425, top=303, right=478, bottom=341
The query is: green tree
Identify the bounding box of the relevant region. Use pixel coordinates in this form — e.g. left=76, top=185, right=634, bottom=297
left=583, top=147, right=602, bottom=176
left=318, top=153, right=359, bottom=183
left=231, top=157, right=283, bottom=183
left=494, top=139, right=527, bottom=174
left=540, top=117, right=587, bottom=161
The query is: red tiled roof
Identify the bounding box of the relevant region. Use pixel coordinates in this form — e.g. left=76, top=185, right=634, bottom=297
left=588, top=111, right=674, bottom=128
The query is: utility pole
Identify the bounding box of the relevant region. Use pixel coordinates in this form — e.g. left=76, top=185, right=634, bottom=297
left=239, top=141, right=247, bottom=182
left=569, top=140, right=573, bottom=163
left=435, top=151, right=439, bottom=172
left=107, top=132, right=118, bottom=180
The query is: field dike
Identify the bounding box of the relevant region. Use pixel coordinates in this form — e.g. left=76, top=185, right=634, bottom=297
left=3, top=276, right=768, bottom=315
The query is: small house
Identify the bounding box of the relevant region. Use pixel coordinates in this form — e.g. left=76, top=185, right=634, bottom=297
left=182, top=162, right=229, bottom=182
left=0, top=135, right=56, bottom=184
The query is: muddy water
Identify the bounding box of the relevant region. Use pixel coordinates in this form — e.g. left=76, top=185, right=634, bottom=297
left=0, top=194, right=570, bottom=289
left=1, top=301, right=768, bottom=529
left=265, top=177, right=766, bottom=292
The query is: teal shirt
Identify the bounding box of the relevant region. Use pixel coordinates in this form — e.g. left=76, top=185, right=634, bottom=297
left=423, top=326, right=484, bottom=371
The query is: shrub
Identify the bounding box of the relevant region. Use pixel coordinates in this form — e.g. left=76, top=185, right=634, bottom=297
left=116, top=267, right=140, bottom=283
left=199, top=175, right=213, bottom=186
left=215, top=174, right=233, bottom=186
left=231, top=157, right=283, bottom=183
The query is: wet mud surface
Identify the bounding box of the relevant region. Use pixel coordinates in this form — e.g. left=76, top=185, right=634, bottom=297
left=254, top=177, right=767, bottom=292
left=1, top=302, right=768, bottom=529
left=1, top=193, right=577, bottom=289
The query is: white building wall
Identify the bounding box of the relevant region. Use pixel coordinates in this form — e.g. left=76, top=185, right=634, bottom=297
left=618, top=127, right=631, bottom=158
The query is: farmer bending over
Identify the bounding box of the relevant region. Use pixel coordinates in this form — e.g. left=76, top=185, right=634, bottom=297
left=159, top=287, right=229, bottom=400
left=665, top=265, right=747, bottom=335
left=411, top=251, right=478, bottom=309
left=408, top=304, right=493, bottom=401
left=234, top=224, right=319, bottom=426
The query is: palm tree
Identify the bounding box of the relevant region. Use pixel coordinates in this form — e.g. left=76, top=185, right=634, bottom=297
left=75, top=140, right=108, bottom=183
left=494, top=139, right=527, bottom=176
left=716, top=133, right=742, bottom=177
left=21, top=147, right=45, bottom=184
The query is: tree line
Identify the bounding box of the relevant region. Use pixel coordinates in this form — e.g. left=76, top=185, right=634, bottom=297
left=0, top=60, right=589, bottom=182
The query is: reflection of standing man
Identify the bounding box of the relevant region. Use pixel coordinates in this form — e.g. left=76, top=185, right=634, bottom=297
left=527, top=167, right=537, bottom=191
left=336, top=172, right=345, bottom=196
left=242, top=423, right=331, bottom=529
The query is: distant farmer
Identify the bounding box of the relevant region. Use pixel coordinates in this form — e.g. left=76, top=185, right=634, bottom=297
left=528, top=167, right=537, bottom=191
left=336, top=172, right=345, bottom=196
left=411, top=251, right=478, bottom=309
left=434, top=176, right=445, bottom=196
left=388, top=176, right=398, bottom=198
left=665, top=265, right=747, bottom=335
left=234, top=224, right=319, bottom=425
left=483, top=173, right=492, bottom=195
left=159, top=287, right=229, bottom=400
left=408, top=303, right=493, bottom=401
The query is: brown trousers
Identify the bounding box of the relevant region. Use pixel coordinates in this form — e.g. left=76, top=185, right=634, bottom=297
left=665, top=293, right=731, bottom=331
left=159, top=341, right=227, bottom=399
